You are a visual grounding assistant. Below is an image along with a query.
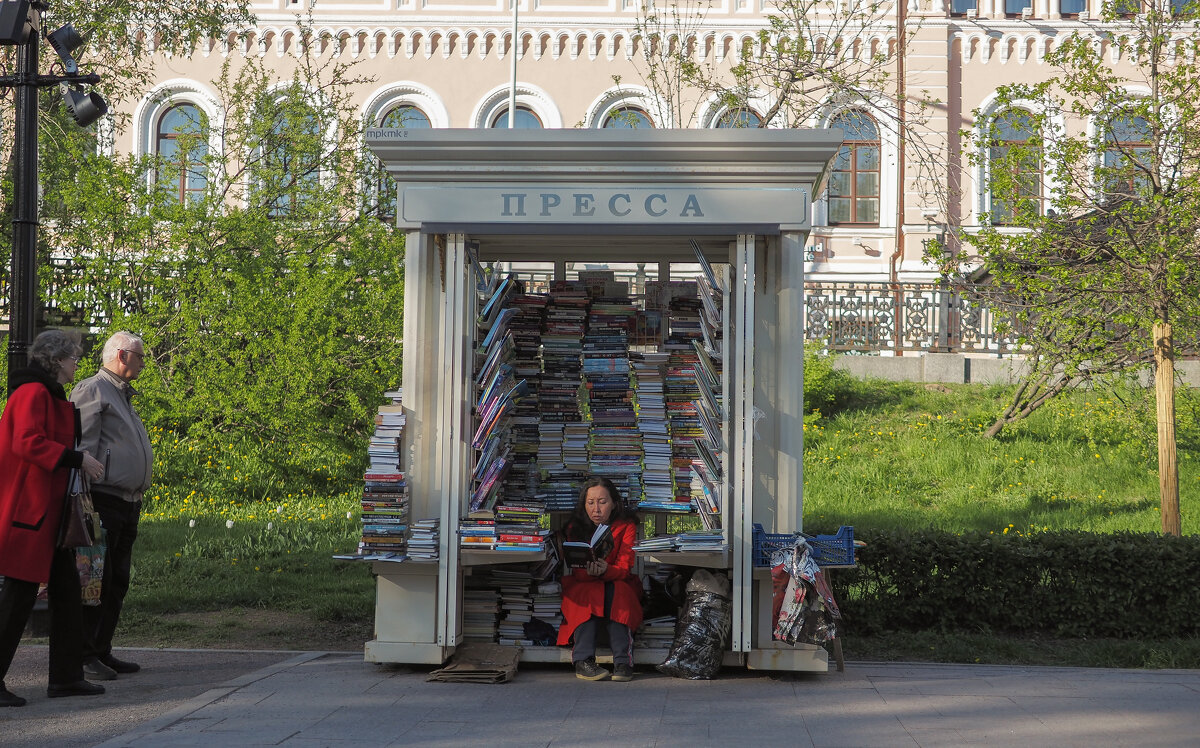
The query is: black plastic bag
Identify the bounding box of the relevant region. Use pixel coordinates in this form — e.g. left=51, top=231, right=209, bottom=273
left=656, top=589, right=732, bottom=680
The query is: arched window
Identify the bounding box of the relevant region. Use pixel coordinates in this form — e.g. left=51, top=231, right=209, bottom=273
left=602, top=106, right=654, bottom=129
left=259, top=92, right=323, bottom=217
left=375, top=105, right=431, bottom=219
left=988, top=109, right=1042, bottom=224
left=490, top=106, right=542, bottom=129
left=381, top=104, right=431, bottom=130
left=714, top=108, right=762, bottom=128
left=1103, top=113, right=1151, bottom=197
left=827, top=110, right=880, bottom=226
left=156, top=103, right=208, bottom=203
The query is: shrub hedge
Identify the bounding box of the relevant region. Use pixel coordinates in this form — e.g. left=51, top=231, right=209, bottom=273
left=830, top=529, right=1200, bottom=639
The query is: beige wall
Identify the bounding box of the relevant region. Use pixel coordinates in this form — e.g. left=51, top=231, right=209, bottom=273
left=120, top=1, right=1154, bottom=281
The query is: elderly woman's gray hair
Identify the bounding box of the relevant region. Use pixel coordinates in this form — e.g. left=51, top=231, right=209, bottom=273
left=28, top=329, right=82, bottom=377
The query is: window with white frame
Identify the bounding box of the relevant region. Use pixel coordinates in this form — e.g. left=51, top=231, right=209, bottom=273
left=1102, top=113, right=1152, bottom=198
left=489, top=106, right=543, bottom=129
left=602, top=106, right=655, bottom=129
left=988, top=109, right=1042, bottom=224
left=713, top=108, right=762, bottom=128
left=257, top=90, right=324, bottom=218
left=155, top=103, right=208, bottom=204
left=827, top=110, right=881, bottom=226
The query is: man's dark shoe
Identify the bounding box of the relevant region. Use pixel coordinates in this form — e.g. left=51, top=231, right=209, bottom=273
left=83, top=656, right=117, bottom=681
left=47, top=680, right=105, bottom=698
left=100, top=654, right=140, bottom=674
left=574, top=658, right=610, bottom=681
left=612, top=663, right=634, bottom=682
left=0, top=687, right=26, bottom=707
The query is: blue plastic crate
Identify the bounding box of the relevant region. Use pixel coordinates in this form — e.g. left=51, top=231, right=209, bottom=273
left=752, top=523, right=855, bottom=568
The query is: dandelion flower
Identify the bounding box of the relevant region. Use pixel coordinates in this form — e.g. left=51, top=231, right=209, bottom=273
left=226, top=520, right=235, bottom=529
left=267, top=522, right=274, bottom=530
left=188, top=519, right=196, bottom=528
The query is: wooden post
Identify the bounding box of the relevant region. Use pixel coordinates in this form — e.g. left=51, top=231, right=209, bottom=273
left=1154, top=320, right=1181, bottom=536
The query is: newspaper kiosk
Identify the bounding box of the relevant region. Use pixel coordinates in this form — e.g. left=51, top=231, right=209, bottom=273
left=364, top=129, right=839, bottom=672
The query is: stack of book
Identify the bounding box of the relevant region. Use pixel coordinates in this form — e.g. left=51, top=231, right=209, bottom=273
left=631, top=530, right=726, bottom=553
left=502, top=292, right=549, bottom=503
left=583, top=291, right=642, bottom=500
left=359, top=471, right=409, bottom=557
left=367, top=390, right=405, bottom=475
left=460, top=517, right=498, bottom=550
left=462, top=584, right=501, bottom=642
left=494, top=504, right=548, bottom=551
left=635, top=615, right=677, bottom=650
left=664, top=294, right=703, bottom=507
left=531, top=579, right=563, bottom=632
left=408, top=518, right=440, bottom=560
left=632, top=351, right=673, bottom=506
left=496, top=572, right=536, bottom=645
left=540, top=283, right=591, bottom=509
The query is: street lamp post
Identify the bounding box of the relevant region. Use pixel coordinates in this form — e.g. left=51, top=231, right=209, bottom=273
left=1, top=0, right=105, bottom=387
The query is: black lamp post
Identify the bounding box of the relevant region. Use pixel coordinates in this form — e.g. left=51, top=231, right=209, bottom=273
left=1, top=0, right=105, bottom=388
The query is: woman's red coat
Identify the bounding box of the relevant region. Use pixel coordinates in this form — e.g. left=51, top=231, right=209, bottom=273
left=0, top=382, right=76, bottom=583
left=557, top=518, right=643, bottom=645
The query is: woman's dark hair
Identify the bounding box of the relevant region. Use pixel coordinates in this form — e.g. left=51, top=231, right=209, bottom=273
left=28, top=329, right=81, bottom=378
left=567, top=476, right=637, bottom=530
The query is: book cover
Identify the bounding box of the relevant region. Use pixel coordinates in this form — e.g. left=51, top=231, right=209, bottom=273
left=561, top=523, right=610, bottom=569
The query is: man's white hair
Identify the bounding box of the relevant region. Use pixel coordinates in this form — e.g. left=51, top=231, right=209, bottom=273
left=101, top=331, right=144, bottom=365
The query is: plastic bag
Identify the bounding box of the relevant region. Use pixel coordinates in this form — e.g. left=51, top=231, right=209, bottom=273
left=656, top=572, right=732, bottom=680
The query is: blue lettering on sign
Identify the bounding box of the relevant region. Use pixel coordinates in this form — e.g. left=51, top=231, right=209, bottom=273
left=501, top=193, right=526, bottom=216
left=645, top=194, right=667, bottom=217
left=497, top=191, right=706, bottom=219
left=573, top=193, right=596, bottom=216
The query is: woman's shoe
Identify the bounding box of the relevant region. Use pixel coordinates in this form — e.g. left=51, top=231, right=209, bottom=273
left=612, top=664, right=634, bottom=682
left=574, top=658, right=611, bottom=681
left=0, top=687, right=26, bottom=707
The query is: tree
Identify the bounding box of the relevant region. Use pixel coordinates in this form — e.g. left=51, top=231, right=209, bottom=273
left=629, top=0, right=948, bottom=231
left=37, top=23, right=407, bottom=485
left=953, top=0, right=1200, bottom=535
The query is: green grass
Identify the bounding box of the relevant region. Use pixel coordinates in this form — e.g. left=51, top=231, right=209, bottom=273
left=800, top=380, right=1200, bottom=536
left=116, top=378, right=1200, bottom=663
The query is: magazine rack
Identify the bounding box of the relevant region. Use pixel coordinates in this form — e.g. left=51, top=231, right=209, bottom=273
left=364, top=129, right=840, bottom=671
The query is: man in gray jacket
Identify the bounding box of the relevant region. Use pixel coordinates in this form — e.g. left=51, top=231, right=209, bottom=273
left=70, top=331, right=153, bottom=680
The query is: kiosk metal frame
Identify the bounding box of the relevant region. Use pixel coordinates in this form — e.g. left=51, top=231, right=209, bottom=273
left=364, top=129, right=839, bottom=671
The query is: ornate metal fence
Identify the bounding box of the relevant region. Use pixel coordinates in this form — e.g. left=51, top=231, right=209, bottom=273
left=3, top=264, right=1022, bottom=355
left=804, top=282, right=1026, bottom=355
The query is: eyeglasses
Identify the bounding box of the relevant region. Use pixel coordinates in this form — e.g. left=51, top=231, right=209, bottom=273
left=66, top=356, right=81, bottom=364
left=121, top=349, right=145, bottom=361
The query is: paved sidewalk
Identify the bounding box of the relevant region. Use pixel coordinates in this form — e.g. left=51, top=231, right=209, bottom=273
left=5, top=648, right=1200, bottom=747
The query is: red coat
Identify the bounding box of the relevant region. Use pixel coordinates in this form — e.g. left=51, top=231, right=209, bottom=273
left=557, top=518, right=643, bottom=645
left=0, top=381, right=77, bottom=583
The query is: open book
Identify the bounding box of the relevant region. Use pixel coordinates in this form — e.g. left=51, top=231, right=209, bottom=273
left=561, top=524, right=610, bottom=569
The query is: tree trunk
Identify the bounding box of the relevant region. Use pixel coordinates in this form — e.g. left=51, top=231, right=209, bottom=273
left=1154, top=320, right=1181, bottom=536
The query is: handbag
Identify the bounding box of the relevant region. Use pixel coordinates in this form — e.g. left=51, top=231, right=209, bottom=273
left=76, top=529, right=106, bottom=606
left=58, top=469, right=99, bottom=548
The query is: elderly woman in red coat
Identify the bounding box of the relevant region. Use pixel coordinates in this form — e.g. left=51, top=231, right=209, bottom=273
left=0, top=330, right=106, bottom=707
left=557, top=476, right=643, bottom=682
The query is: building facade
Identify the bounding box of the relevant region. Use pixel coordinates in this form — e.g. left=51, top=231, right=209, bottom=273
left=121, top=0, right=1169, bottom=283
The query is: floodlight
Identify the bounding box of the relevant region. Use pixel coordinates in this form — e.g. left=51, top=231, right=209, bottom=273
left=0, top=0, right=34, bottom=45
left=1021, top=6, right=1033, bottom=18
left=63, top=86, right=108, bottom=127
left=46, top=22, right=83, bottom=73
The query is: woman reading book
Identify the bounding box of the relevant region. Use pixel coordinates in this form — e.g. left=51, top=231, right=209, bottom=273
left=557, top=477, right=643, bottom=682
